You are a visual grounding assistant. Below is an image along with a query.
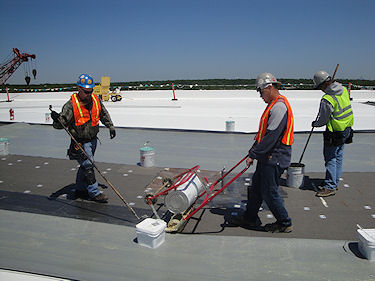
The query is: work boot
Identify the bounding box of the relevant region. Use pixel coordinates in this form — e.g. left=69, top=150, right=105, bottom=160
left=264, top=222, right=293, bottom=233
left=316, top=188, right=336, bottom=197
left=91, top=193, right=108, bottom=203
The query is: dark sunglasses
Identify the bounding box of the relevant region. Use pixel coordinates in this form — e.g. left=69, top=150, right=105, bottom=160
left=80, top=88, right=93, bottom=95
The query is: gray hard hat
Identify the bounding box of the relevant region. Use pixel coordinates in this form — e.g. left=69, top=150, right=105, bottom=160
left=255, top=72, right=281, bottom=90
left=313, top=70, right=331, bottom=89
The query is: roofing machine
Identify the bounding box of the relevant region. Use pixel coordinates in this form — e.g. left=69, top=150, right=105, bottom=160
left=144, top=155, right=250, bottom=232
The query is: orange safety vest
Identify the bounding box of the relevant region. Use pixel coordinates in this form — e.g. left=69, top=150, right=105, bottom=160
left=254, top=95, right=294, bottom=145
left=71, top=93, right=101, bottom=127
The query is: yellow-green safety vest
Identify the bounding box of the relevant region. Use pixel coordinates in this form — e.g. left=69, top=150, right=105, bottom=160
left=322, top=87, right=353, bottom=132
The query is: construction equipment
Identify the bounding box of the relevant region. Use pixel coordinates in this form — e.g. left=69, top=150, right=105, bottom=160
left=49, top=105, right=140, bottom=220
left=145, top=155, right=250, bottom=232
left=0, top=48, right=36, bottom=85
left=93, top=76, right=122, bottom=102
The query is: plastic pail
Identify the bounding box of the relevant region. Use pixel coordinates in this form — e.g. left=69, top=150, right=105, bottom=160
left=140, top=146, right=155, bottom=167
left=286, top=162, right=305, bottom=188
left=45, top=113, right=51, bottom=122
left=0, top=138, right=9, bottom=155
left=226, top=120, right=235, bottom=132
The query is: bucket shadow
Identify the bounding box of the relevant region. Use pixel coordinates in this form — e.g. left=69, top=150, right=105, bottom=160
left=281, top=176, right=324, bottom=192
left=343, top=242, right=366, bottom=260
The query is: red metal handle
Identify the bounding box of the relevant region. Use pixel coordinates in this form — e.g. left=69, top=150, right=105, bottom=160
left=184, top=157, right=249, bottom=220
left=146, top=165, right=200, bottom=203
left=198, top=154, right=248, bottom=199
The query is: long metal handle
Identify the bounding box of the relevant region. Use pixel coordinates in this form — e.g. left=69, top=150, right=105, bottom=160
left=212, top=154, right=248, bottom=187
left=332, top=64, right=339, bottom=80
left=49, top=105, right=140, bottom=220
left=184, top=165, right=249, bottom=221
left=299, top=127, right=314, bottom=164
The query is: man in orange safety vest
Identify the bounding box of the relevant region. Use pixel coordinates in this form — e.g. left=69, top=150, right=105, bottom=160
left=232, top=72, right=294, bottom=233
left=51, top=74, right=116, bottom=203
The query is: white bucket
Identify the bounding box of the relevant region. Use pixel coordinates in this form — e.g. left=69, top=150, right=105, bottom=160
left=136, top=218, right=166, bottom=249
left=0, top=138, right=9, bottom=155
left=45, top=112, right=51, bottom=123
left=165, top=173, right=204, bottom=213
left=140, top=146, right=155, bottom=167
left=286, top=163, right=305, bottom=188
left=358, top=228, right=375, bottom=261
left=225, top=120, right=235, bottom=132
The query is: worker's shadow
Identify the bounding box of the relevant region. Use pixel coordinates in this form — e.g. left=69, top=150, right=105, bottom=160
left=49, top=183, right=109, bottom=201
left=49, top=183, right=87, bottom=200
left=210, top=202, right=266, bottom=232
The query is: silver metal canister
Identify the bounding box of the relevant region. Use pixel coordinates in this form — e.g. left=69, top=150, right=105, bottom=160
left=164, top=173, right=204, bottom=214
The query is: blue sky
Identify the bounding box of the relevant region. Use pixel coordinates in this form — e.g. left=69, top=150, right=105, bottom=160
left=1, top=0, right=374, bottom=84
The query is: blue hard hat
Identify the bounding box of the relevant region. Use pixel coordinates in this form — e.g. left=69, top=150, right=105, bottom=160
left=77, top=74, right=95, bottom=88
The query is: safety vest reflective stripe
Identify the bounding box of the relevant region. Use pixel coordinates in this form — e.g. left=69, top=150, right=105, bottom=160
left=335, top=110, right=353, bottom=120
left=255, top=99, right=275, bottom=143
left=73, top=94, right=84, bottom=118
left=254, top=95, right=294, bottom=145
left=281, top=96, right=294, bottom=145
left=71, top=94, right=101, bottom=127
left=329, top=94, right=353, bottom=118
left=255, top=103, right=274, bottom=143
left=333, top=104, right=352, bottom=117
left=322, top=87, right=353, bottom=132
left=92, top=95, right=100, bottom=121
left=284, top=115, right=294, bottom=145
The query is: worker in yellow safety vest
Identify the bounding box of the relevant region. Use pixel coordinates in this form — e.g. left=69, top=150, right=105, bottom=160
left=231, top=72, right=294, bottom=233
left=312, top=70, right=354, bottom=197
left=51, top=74, right=116, bottom=203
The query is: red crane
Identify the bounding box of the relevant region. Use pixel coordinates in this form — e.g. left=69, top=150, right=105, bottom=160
left=0, top=48, right=37, bottom=85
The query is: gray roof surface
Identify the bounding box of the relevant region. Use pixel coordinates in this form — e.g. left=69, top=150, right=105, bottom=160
left=0, top=123, right=374, bottom=280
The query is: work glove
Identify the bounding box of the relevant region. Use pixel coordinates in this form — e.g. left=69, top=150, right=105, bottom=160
left=51, top=111, right=60, bottom=122
left=109, top=127, right=116, bottom=139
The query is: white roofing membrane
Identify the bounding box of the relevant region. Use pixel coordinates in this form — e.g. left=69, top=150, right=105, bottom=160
left=1, top=89, right=374, bottom=132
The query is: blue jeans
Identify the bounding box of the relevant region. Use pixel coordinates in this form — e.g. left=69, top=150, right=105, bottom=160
left=323, top=128, right=350, bottom=190
left=75, top=139, right=101, bottom=198
left=245, top=162, right=292, bottom=227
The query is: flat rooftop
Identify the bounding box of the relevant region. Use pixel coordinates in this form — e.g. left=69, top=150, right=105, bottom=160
left=1, top=123, right=374, bottom=280
left=0, top=90, right=374, bottom=280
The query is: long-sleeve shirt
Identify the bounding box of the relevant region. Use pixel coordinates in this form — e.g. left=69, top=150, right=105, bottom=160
left=53, top=96, right=114, bottom=141
left=249, top=98, right=292, bottom=169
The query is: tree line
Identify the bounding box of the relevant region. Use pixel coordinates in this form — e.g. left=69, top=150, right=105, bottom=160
left=2, top=78, right=374, bottom=92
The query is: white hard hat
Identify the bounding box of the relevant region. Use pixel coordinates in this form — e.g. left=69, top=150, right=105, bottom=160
left=255, top=72, right=281, bottom=90
left=313, top=70, right=331, bottom=89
